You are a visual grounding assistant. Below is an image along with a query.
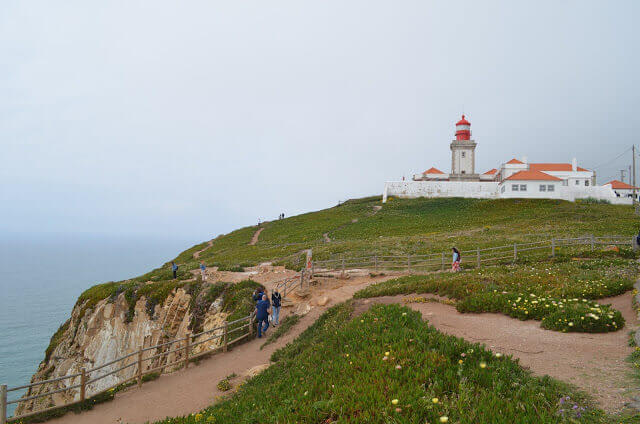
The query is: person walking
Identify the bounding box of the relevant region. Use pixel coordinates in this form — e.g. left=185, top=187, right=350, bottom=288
left=271, top=289, right=282, bottom=326
left=451, top=247, right=461, bottom=272
left=199, top=261, right=206, bottom=281
left=171, top=262, right=179, bottom=279
left=255, top=294, right=271, bottom=338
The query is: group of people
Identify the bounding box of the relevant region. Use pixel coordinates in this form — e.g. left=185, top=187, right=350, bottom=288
left=252, top=287, right=282, bottom=338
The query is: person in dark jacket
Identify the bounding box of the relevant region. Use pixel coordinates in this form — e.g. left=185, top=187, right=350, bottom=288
left=171, top=262, right=178, bottom=279
left=255, top=294, right=271, bottom=338
left=271, top=290, right=282, bottom=326
left=252, top=287, right=264, bottom=303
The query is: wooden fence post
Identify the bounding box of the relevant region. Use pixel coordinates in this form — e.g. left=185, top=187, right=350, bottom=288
left=184, top=337, right=190, bottom=369
left=137, top=349, right=143, bottom=388
left=1, top=384, right=7, bottom=424
left=513, top=244, right=517, bottom=262
left=476, top=248, right=481, bottom=268
left=551, top=238, right=555, bottom=257
left=441, top=252, right=445, bottom=271
left=80, top=368, right=86, bottom=403
left=223, top=322, right=228, bottom=352
left=407, top=254, right=411, bottom=273
left=590, top=234, right=595, bottom=251
left=341, top=257, right=345, bottom=273
left=374, top=255, right=378, bottom=271
left=249, top=314, right=254, bottom=337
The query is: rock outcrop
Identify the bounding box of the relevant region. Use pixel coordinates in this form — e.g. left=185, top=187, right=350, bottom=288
left=15, top=284, right=233, bottom=416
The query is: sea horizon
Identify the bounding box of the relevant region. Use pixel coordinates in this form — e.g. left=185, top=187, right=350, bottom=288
left=0, top=232, right=195, bottom=416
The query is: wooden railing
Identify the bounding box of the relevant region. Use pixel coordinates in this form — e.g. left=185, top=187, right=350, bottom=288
left=1, top=274, right=305, bottom=423
left=1, top=235, right=633, bottom=422
left=311, top=235, right=634, bottom=273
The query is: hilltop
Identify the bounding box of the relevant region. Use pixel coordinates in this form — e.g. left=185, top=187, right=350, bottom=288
left=163, top=196, right=636, bottom=273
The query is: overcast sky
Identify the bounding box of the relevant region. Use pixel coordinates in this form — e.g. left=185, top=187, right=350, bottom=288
left=1, top=0, right=638, bottom=242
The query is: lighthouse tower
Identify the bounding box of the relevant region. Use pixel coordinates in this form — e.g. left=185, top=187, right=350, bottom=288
left=449, top=114, right=479, bottom=181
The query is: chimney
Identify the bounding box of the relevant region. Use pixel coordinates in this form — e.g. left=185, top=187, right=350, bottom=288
left=522, top=156, right=528, bottom=165
left=572, top=158, right=577, bottom=172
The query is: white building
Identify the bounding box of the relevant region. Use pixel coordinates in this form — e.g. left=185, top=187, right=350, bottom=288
left=387, top=115, right=632, bottom=204
left=603, top=180, right=639, bottom=200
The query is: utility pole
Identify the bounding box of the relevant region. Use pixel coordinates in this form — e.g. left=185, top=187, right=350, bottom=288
left=620, top=169, right=627, bottom=182
left=629, top=165, right=632, bottom=184
left=633, top=145, right=637, bottom=204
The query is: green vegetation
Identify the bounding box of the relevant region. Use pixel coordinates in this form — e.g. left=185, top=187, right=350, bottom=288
left=355, top=254, right=638, bottom=333
left=124, top=197, right=638, bottom=280
left=153, top=302, right=628, bottom=423
left=216, top=379, right=231, bottom=392
left=44, top=319, right=70, bottom=362
left=260, top=314, right=301, bottom=349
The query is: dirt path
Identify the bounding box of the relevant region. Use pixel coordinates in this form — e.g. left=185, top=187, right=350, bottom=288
left=45, top=274, right=637, bottom=422
left=192, top=241, right=213, bottom=259
left=46, top=276, right=389, bottom=424
left=248, top=228, right=264, bottom=246
left=355, top=292, right=639, bottom=413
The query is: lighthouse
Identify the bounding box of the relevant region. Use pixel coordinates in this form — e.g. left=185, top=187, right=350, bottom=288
left=450, top=114, right=479, bottom=181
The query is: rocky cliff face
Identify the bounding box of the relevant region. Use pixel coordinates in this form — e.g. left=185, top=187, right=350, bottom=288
left=15, top=281, right=248, bottom=416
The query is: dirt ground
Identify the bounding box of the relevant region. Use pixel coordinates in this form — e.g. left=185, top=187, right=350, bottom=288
left=46, top=271, right=638, bottom=423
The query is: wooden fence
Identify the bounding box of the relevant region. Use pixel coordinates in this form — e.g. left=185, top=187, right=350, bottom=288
left=1, top=234, right=633, bottom=422
left=1, top=274, right=303, bottom=423
left=311, top=235, right=634, bottom=273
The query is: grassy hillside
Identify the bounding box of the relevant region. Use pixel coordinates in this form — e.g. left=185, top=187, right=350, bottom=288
left=154, top=302, right=631, bottom=424
left=148, top=197, right=637, bottom=278
left=355, top=252, right=638, bottom=333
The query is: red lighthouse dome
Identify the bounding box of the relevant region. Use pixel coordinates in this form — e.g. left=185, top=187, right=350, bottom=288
left=455, top=114, right=471, bottom=141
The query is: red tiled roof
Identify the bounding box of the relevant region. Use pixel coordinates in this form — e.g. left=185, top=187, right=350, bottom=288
left=483, top=168, right=497, bottom=175
left=530, top=163, right=590, bottom=172
left=604, top=180, right=638, bottom=190
left=505, top=170, right=562, bottom=181
left=423, top=167, right=445, bottom=174
left=506, top=158, right=524, bottom=165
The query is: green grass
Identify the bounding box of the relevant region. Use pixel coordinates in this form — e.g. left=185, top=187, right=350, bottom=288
left=123, top=197, right=638, bottom=281
left=355, top=253, right=638, bottom=333
left=260, top=314, right=301, bottom=349
left=152, top=302, right=631, bottom=423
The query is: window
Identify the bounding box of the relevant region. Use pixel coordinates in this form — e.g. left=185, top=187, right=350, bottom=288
left=539, top=185, right=547, bottom=192
left=585, top=180, right=589, bottom=186
left=461, top=170, right=466, bottom=174
left=512, top=184, right=519, bottom=191
left=501, top=186, right=505, bottom=193
left=461, top=152, right=466, bottom=158
left=547, top=185, right=555, bottom=192
left=520, top=184, right=527, bottom=191
left=575, top=180, right=579, bottom=185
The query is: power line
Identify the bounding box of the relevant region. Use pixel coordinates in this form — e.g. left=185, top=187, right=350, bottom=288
left=590, top=146, right=632, bottom=171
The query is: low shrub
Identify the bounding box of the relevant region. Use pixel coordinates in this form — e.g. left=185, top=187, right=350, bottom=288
left=356, top=258, right=637, bottom=333
left=152, top=303, right=615, bottom=423
left=216, top=379, right=231, bottom=392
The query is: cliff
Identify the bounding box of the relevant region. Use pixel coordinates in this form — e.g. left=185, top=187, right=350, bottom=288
left=15, top=278, right=262, bottom=416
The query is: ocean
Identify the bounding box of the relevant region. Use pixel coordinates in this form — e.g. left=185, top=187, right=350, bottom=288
left=0, top=234, right=193, bottom=416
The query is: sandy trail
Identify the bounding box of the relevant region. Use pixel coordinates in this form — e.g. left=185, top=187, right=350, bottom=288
left=248, top=228, right=264, bottom=246
left=192, top=241, right=213, bottom=259
left=46, top=275, right=637, bottom=423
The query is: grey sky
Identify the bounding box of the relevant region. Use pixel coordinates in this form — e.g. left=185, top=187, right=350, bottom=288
left=1, top=1, right=638, bottom=242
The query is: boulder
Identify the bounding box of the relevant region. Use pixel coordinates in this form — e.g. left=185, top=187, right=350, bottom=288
left=316, top=296, right=329, bottom=306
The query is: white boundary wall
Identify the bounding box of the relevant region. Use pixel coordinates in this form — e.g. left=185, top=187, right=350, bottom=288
left=383, top=181, right=499, bottom=202
left=382, top=181, right=632, bottom=205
